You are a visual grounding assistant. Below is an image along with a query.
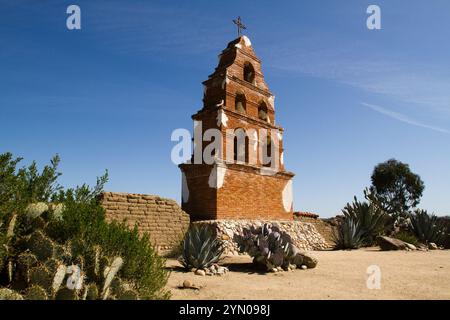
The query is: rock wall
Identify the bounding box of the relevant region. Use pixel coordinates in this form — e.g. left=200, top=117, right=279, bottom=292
left=99, top=192, right=190, bottom=253
left=193, top=220, right=330, bottom=255
left=294, top=216, right=336, bottom=249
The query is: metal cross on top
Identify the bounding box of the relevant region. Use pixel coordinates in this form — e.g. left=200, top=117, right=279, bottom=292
left=233, top=16, right=246, bottom=37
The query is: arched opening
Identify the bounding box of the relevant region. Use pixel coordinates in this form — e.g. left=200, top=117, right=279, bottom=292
left=258, top=102, right=268, bottom=122
left=243, top=62, right=255, bottom=83
left=233, top=128, right=249, bottom=163
left=235, top=94, right=246, bottom=114
left=262, top=135, right=273, bottom=167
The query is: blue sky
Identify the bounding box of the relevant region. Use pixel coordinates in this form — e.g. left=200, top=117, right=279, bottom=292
left=1, top=0, right=449, bottom=217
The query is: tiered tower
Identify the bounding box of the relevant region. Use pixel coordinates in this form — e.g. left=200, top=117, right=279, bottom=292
left=179, top=36, right=295, bottom=221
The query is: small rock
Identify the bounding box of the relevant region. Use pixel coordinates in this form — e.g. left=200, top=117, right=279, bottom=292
left=301, top=265, right=307, bottom=270
left=271, top=268, right=278, bottom=273
left=428, top=242, right=438, bottom=250
left=195, top=269, right=206, bottom=276
left=183, top=280, right=192, bottom=288
left=298, top=251, right=318, bottom=268
left=378, top=236, right=408, bottom=251
left=217, top=266, right=227, bottom=274
left=405, top=243, right=417, bottom=251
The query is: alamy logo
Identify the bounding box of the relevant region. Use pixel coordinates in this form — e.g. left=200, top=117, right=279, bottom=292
left=66, top=5, right=81, bottom=30
left=367, top=5, right=381, bottom=30
left=366, top=265, right=381, bottom=289
left=171, top=122, right=282, bottom=175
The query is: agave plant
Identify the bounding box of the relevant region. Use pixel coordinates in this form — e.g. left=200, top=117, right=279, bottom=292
left=342, top=193, right=390, bottom=245
left=332, top=218, right=364, bottom=249
left=410, top=209, right=446, bottom=244
left=179, top=224, right=224, bottom=270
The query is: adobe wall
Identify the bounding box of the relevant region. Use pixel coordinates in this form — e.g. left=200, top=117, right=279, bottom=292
left=99, top=192, right=190, bottom=253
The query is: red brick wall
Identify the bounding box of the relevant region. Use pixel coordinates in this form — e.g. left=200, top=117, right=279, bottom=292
left=180, top=36, right=295, bottom=222
left=216, top=166, right=292, bottom=220
left=180, top=163, right=293, bottom=221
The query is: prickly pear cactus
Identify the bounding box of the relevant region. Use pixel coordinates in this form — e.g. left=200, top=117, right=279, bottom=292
left=28, top=265, right=52, bottom=289
left=53, top=243, right=72, bottom=262
left=24, top=285, right=48, bottom=300
left=25, top=203, right=49, bottom=220
left=238, top=223, right=293, bottom=271
left=52, top=264, right=67, bottom=292
left=117, top=289, right=139, bottom=300
left=55, top=287, right=78, bottom=300
left=102, top=257, right=124, bottom=299
left=27, top=231, right=54, bottom=261
left=0, top=288, right=24, bottom=300
left=16, top=253, right=38, bottom=278
left=51, top=203, right=65, bottom=221
left=83, top=283, right=99, bottom=300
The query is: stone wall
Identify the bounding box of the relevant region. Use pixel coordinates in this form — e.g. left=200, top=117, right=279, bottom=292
left=294, top=216, right=336, bottom=249
left=99, top=192, right=190, bottom=253
left=194, top=220, right=330, bottom=255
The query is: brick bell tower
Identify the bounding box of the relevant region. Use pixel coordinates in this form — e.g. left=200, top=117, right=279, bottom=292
left=179, top=35, right=295, bottom=221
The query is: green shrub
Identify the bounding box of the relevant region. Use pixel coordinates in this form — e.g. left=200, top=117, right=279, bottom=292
left=179, top=224, right=223, bottom=270
left=0, top=152, right=170, bottom=299
left=410, top=209, right=446, bottom=244
left=393, top=231, right=420, bottom=246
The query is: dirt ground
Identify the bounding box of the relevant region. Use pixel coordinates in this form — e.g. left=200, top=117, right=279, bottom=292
left=166, top=248, right=450, bottom=300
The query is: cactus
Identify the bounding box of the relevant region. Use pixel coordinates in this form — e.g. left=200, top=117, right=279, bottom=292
left=74, top=255, right=85, bottom=271
left=24, top=285, right=48, bottom=300
left=28, top=265, right=52, bottom=289
left=102, top=257, right=124, bottom=300
left=83, top=283, right=99, bottom=300
left=51, top=203, right=65, bottom=221
left=44, top=258, right=60, bottom=273
left=110, top=277, right=122, bottom=294
left=237, top=223, right=292, bottom=271
left=25, top=203, right=49, bottom=220
left=53, top=244, right=72, bottom=262
left=117, top=289, right=139, bottom=300
left=27, top=231, right=54, bottom=261
left=52, top=264, right=67, bottom=292
left=0, top=288, right=23, bottom=300
left=55, top=287, right=78, bottom=300
left=16, top=253, right=38, bottom=278
left=93, top=246, right=101, bottom=277
left=7, top=214, right=17, bottom=238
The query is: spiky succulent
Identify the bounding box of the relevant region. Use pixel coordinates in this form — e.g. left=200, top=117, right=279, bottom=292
left=332, top=218, right=364, bottom=249
left=410, top=209, right=446, bottom=244
left=341, top=194, right=389, bottom=245
left=179, top=224, right=224, bottom=270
